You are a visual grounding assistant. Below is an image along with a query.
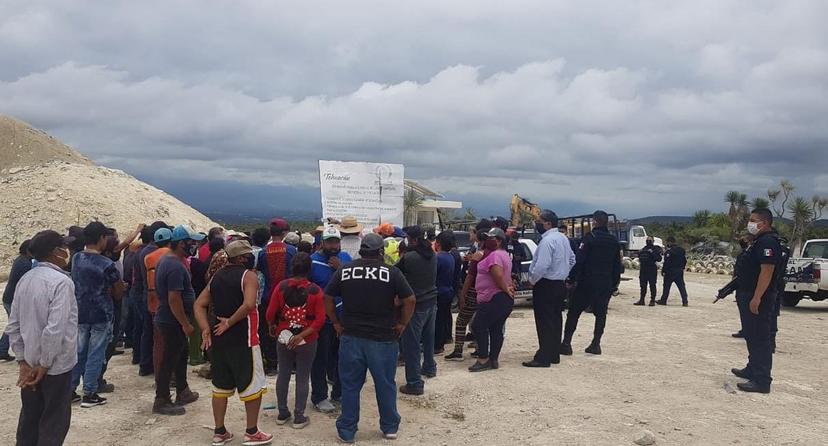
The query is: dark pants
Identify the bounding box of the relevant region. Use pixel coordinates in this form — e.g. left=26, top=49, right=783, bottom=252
left=130, top=293, right=144, bottom=365
left=564, top=280, right=613, bottom=345
left=434, top=292, right=454, bottom=350
left=123, top=294, right=135, bottom=346
left=17, top=371, right=72, bottom=446
left=401, top=300, right=437, bottom=389
left=661, top=270, right=688, bottom=303
left=311, top=324, right=341, bottom=404
left=639, top=269, right=657, bottom=300
left=139, top=299, right=154, bottom=374
left=0, top=301, right=12, bottom=356
left=155, top=323, right=189, bottom=401
left=336, top=335, right=400, bottom=442
left=472, top=292, right=513, bottom=361
left=258, top=305, right=278, bottom=372
left=532, top=279, right=566, bottom=365
left=737, top=290, right=775, bottom=387
left=452, top=290, right=477, bottom=353
left=277, top=341, right=317, bottom=417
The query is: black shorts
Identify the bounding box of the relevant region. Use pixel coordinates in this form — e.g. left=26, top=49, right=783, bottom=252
left=211, top=345, right=267, bottom=401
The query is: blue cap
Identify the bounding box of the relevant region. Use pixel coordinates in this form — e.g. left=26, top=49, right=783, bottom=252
left=171, top=225, right=206, bottom=242
left=393, top=226, right=406, bottom=238
left=153, top=228, right=173, bottom=243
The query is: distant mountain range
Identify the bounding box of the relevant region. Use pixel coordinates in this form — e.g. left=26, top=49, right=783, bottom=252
left=630, top=215, right=828, bottom=228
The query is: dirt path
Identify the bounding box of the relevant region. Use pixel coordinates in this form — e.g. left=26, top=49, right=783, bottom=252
left=1, top=273, right=826, bottom=445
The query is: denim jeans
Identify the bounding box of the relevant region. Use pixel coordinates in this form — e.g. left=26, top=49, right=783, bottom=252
left=337, top=335, right=400, bottom=441
left=401, top=300, right=437, bottom=389
left=72, top=322, right=113, bottom=395
left=311, top=324, right=341, bottom=404
left=0, top=302, right=12, bottom=356
left=139, top=296, right=155, bottom=374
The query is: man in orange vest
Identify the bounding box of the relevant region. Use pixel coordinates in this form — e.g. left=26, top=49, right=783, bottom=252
left=145, top=228, right=172, bottom=374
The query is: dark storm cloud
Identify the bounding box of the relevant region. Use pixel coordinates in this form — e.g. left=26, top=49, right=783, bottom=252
left=1, top=0, right=826, bottom=217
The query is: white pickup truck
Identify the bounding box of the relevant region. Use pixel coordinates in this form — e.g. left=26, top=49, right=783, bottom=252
left=783, top=239, right=828, bottom=307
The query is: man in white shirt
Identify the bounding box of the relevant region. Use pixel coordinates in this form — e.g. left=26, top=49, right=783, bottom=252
left=5, top=229, right=79, bottom=446
left=523, top=210, right=575, bottom=368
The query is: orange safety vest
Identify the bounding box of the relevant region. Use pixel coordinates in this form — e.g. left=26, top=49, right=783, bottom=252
left=145, top=248, right=171, bottom=314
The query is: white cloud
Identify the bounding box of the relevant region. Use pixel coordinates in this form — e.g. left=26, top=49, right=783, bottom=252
left=0, top=0, right=826, bottom=217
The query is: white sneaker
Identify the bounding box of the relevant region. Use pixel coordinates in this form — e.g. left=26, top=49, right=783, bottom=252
left=383, top=432, right=398, bottom=440
left=314, top=399, right=336, bottom=413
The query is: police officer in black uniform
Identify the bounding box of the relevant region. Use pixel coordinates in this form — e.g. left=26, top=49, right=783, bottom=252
left=561, top=211, right=622, bottom=356
left=635, top=237, right=662, bottom=306
left=656, top=236, right=689, bottom=306
left=730, top=235, right=753, bottom=338
left=731, top=208, right=781, bottom=393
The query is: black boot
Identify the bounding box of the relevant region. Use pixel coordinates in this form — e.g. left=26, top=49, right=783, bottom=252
left=585, top=341, right=602, bottom=355
left=648, top=298, right=656, bottom=307
left=634, top=298, right=645, bottom=306
left=560, top=341, right=573, bottom=356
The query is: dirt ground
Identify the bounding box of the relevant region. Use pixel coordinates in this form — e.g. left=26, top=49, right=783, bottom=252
left=1, top=272, right=827, bottom=446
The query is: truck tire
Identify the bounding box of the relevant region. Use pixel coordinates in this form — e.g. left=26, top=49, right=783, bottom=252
left=782, top=292, right=802, bottom=307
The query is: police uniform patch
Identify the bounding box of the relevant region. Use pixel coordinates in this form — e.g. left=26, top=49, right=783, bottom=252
left=764, top=249, right=773, bottom=257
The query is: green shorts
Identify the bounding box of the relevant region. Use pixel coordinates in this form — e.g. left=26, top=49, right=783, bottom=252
left=211, top=345, right=267, bottom=401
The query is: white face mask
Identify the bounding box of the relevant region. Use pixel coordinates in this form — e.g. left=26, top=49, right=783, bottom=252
left=747, top=221, right=760, bottom=235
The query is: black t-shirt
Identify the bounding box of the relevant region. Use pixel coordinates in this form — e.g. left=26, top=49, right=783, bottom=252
left=396, top=251, right=437, bottom=303
left=154, top=255, right=195, bottom=327
left=737, top=232, right=782, bottom=294
left=325, top=258, right=414, bottom=342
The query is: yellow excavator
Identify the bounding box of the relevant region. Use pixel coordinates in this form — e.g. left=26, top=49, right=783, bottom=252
left=510, top=194, right=542, bottom=227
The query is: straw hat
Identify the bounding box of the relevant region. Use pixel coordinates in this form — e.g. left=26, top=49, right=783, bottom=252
left=338, top=216, right=364, bottom=235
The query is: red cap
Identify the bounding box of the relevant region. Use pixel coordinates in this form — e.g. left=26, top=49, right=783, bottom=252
left=270, top=218, right=289, bottom=231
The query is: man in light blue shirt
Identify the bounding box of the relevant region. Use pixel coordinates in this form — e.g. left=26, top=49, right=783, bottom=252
left=523, top=210, right=575, bottom=368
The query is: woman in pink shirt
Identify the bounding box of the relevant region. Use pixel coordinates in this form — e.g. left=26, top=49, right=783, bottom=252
left=469, top=228, right=514, bottom=372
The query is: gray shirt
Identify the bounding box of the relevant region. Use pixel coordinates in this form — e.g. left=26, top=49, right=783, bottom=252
left=5, top=262, right=78, bottom=375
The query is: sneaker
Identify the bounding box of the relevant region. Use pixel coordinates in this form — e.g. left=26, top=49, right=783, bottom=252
left=656, top=299, right=667, bottom=306
left=0, top=353, right=16, bottom=362
left=81, top=393, right=108, bottom=408
left=276, top=411, right=292, bottom=425
left=399, top=384, right=424, bottom=396
left=421, top=371, right=436, bottom=379
left=383, top=431, right=398, bottom=440
left=212, top=431, right=234, bottom=446
left=242, top=429, right=274, bottom=446
left=292, top=414, right=310, bottom=429
left=98, top=381, right=115, bottom=394
left=152, top=398, right=185, bottom=416
left=338, top=433, right=355, bottom=444
left=314, top=399, right=336, bottom=413
left=175, top=388, right=200, bottom=406
left=468, top=360, right=494, bottom=373
left=71, top=392, right=82, bottom=404
left=470, top=351, right=480, bottom=358
left=444, top=351, right=463, bottom=361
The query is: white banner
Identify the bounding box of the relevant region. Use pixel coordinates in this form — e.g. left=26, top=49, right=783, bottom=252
left=318, top=160, right=405, bottom=227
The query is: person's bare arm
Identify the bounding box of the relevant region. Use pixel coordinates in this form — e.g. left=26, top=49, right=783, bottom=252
left=114, top=224, right=145, bottom=253
left=168, top=290, right=193, bottom=335
left=194, top=283, right=212, bottom=349
left=111, top=280, right=126, bottom=300
left=749, top=264, right=775, bottom=314
left=395, top=295, right=416, bottom=337
left=324, top=294, right=342, bottom=335
left=214, top=271, right=258, bottom=335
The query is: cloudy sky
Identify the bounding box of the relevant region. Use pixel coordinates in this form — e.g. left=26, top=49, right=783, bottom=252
left=1, top=0, right=826, bottom=219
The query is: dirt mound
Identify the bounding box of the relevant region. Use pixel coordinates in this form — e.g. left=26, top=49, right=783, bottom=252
left=0, top=115, right=93, bottom=171
left=0, top=116, right=216, bottom=274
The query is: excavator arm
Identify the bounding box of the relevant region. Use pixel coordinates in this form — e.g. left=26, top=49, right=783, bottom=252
left=510, top=194, right=542, bottom=227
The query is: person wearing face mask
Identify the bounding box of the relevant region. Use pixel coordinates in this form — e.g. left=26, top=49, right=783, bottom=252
left=727, top=235, right=753, bottom=338
left=635, top=237, right=663, bottom=306
left=194, top=240, right=272, bottom=446
left=730, top=209, right=783, bottom=394
left=656, top=236, right=689, bottom=306
left=309, top=225, right=352, bottom=412
left=152, top=225, right=203, bottom=415
left=70, top=222, right=126, bottom=408
left=562, top=211, right=622, bottom=356
left=4, top=230, right=78, bottom=446
left=523, top=210, right=576, bottom=368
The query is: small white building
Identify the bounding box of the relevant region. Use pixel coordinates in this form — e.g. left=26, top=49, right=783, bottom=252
left=404, top=180, right=463, bottom=228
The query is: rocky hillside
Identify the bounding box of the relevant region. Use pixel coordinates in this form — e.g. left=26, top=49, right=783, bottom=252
left=0, top=115, right=217, bottom=276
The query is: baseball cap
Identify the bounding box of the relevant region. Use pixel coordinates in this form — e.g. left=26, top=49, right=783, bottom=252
left=270, top=218, right=290, bottom=231
left=284, top=232, right=301, bottom=245
left=487, top=227, right=506, bottom=240
left=154, top=227, right=173, bottom=243
left=360, top=233, right=384, bottom=252
left=322, top=225, right=341, bottom=240
left=171, top=225, right=206, bottom=242
left=225, top=240, right=253, bottom=258
left=393, top=226, right=406, bottom=238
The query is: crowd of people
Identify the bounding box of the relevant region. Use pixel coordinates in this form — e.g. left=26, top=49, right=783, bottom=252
left=1, top=206, right=786, bottom=445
